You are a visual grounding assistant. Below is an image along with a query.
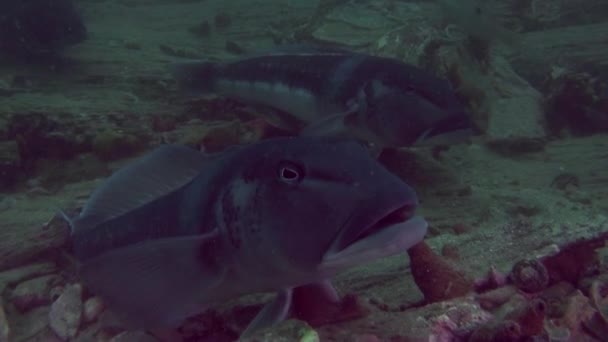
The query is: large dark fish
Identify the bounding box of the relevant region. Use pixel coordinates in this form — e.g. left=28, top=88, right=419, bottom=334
left=0, top=0, right=87, bottom=58
left=65, top=137, right=427, bottom=338
left=171, top=48, right=472, bottom=148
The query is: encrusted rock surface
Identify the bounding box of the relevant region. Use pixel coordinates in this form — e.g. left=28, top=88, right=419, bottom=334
left=48, top=283, right=83, bottom=340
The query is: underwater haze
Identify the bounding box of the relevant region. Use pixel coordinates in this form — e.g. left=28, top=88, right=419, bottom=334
left=1, top=0, right=608, bottom=341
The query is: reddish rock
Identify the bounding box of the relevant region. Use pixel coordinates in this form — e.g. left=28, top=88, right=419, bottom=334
left=292, top=290, right=369, bottom=327
left=452, top=223, right=474, bottom=235
left=200, top=120, right=259, bottom=153
left=408, top=241, right=474, bottom=303
left=475, top=285, right=518, bottom=310
left=10, top=274, right=61, bottom=313
left=503, top=297, right=546, bottom=336
left=541, top=231, right=608, bottom=285
left=468, top=319, right=522, bottom=342
left=441, top=243, right=461, bottom=261
left=474, top=266, right=509, bottom=292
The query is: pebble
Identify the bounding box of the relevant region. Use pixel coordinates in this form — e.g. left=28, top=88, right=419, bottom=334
left=10, top=275, right=61, bottom=313
left=83, top=296, right=105, bottom=323
left=48, top=283, right=83, bottom=341
left=0, top=262, right=57, bottom=293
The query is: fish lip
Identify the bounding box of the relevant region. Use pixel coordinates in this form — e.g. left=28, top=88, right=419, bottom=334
left=352, top=202, right=418, bottom=243
left=320, top=214, right=428, bottom=274
left=327, top=193, right=419, bottom=255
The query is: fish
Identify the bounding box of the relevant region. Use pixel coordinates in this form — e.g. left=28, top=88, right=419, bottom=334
left=65, top=137, right=428, bottom=338
left=170, top=48, right=472, bottom=149
left=0, top=0, right=87, bottom=59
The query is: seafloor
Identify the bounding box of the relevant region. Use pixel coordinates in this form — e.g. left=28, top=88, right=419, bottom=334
left=1, top=0, right=607, bottom=341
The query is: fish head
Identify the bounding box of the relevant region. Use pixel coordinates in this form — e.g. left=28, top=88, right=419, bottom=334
left=233, top=137, right=427, bottom=279
left=360, top=69, right=473, bottom=147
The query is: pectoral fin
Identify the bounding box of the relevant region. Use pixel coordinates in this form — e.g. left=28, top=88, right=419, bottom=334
left=240, top=288, right=293, bottom=338
left=80, top=233, right=228, bottom=330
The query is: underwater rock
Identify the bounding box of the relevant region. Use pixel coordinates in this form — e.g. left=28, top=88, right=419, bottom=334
left=308, top=0, right=403, bottom=48
left=503, top=297, right=546, bottom=336
left=6, top=112, right=89, bottom=164
left=9, top=306, right=52, bottom=341
left=378, top=148, right=470, bottom=197
left=177, top=308, right=238, bottom=341
left=82, top=296, right=104, bottom=323
left=160, top=119, right=257, bottom=152
left=3, top=110, right=158, bottom=187
left=150, top=114, right=177, bottom=133
left=407, top=241, right=474, bottom=303
left=474, top=266, right=509, bottom=293
left=434, top=42, right=547, bottom=142
left=0, top=0, right=87, bottom=60
left=468, top=319, right=522, bottom=342
left=510, top=22, right=608, bottom=87
left=583, top=277, right=608, bottom=339
left=0, top=212, right=69, bottom=271
left=188, top=20, right=211, bottom=38
left=510, top=259, right=549, bottom=294
left=292, top=290, right=368, bottom=327
left=10, top=274, right=61, bottom=313
left=485, top=137, right=546, bottom=157
left=541, top=231, right=608, bottom=286
left=91, top=129, right=147, bottom=161
left=35, top=154, right=110, bottom=192
left=475, top=285, right=518, bottom=311
left=0, top=262, right=57, bottom=292
left=214, top=12, right=232, bottom=29
left=544, top=70, right=608, bottom=136
left=470, top=294, right=546, bottom=341
left=200, top=120, right=260, bottom=153
left=561, top=290, right=596, bottom=333
left=179, top=96, right=261, bottom=124
left=48, top=283, right=83, bottom=340
left=225, top=40, right=247, bottom=55
left=0, top=140, right=20, bottom=191
left=160, top=119, right=208, bottom=147
left=421, top=301, right=493, bottom=341
left=550, top=172, right=580, bottom=191
left=482, top=56, right=547, bottom=141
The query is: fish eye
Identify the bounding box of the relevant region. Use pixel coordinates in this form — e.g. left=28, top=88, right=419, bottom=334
left=277, top=162, right=303, bottom=183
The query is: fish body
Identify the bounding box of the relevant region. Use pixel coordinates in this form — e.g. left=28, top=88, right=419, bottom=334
left=67, top=137, right=427, bottom=337
left=171, top=50, right=472, bottom=148
left=0, top=0, right=87, bottom=58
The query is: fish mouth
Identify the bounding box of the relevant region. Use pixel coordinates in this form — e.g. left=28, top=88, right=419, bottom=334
left=352, top=202, right=417, bottom=243
left=414, top=112, right=473, bottom=146
left=320, top=199, right=428, bottom=274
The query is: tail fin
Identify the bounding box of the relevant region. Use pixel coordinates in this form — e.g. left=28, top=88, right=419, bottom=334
left=169, top=61, right=219, bottom=94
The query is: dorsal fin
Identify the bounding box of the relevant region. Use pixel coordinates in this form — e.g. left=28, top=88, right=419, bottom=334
left=72, top=144, right=210, bottom=233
